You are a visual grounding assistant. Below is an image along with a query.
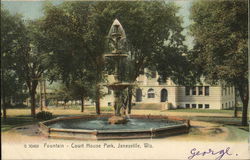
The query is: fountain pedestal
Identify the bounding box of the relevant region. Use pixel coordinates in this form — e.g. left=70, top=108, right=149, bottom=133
left=106, top=83, right=131, bottom=124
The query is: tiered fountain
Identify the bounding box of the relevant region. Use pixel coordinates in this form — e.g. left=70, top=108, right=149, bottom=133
left=39, top=19, right=190, bottom=140
left=104, top=19, right=131, bottom=124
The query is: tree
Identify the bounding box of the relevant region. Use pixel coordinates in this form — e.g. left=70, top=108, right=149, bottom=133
left=190, top=0, right=248, bottom=125
left=68, top=80, right=95, bottom=112
left=152, top=45, right=197, bottom=86
left=12, top=20, right=49, bottom=117
left=41, top=2, right=106, bottom=114
left=52, top=84, right=72, bottom=108
left=91, top=1, right=186, bottom=113
left=41, top=1, right=187, bottom=115
left=1, top=9, right=28, bottom=118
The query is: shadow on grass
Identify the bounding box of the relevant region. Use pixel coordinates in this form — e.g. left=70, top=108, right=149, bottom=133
left=1, top=116, right=40, bottom=132
left=184, top=116, right=249, bottom=132
left=186, top=116, right=241, bottom=124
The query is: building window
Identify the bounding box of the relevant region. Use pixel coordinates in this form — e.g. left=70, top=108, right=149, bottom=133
left=198, top=86, right=203, bottom=95
left=229, top=102, right=231, bottom=108
left=192, top=104, right=196, bottom=108
left=160, top=89, right=168, bottom=102
left=225, top=88, right=227, bottom=96
left=108, top=88, right=112, bottom=94
left=225, top=103, right=227, bottom=108
left=185, top=104, right=190, bottom=109
left=205, top=86, right=209, bottom=96
left=192, top=87, right=196, bottom=95
left=147, top=88, right=155, bottom=98
left=185, top=87, right=190, bottom=96
left=222, top=104, right=224, bottom=109
left=205, top=104, right=209, bottom=109
left=136, top=88, right=142, bottom=102
left=198, top=104, right=203, bottom=108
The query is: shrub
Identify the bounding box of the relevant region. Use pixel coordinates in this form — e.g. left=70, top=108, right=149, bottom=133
left=36, top=111, right=53, bottom=120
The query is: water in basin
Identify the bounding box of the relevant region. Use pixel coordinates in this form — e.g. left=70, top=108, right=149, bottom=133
left=47, top=117, right=182, bottom=131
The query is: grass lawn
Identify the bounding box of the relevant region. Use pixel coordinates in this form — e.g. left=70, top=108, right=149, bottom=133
left=1, top=116, right=40, bottom=132
left=85, top=106, right=114, bottom=112
left=167, top=108, right=240, bottom=114
left=185, top=116, right=249, bottom=132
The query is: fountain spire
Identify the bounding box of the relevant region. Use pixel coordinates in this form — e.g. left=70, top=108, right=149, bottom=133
left=108, top=19, right=126, bottom=40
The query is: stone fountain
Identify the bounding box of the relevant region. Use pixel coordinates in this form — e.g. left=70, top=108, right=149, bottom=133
left=104, top=19, right=132, bottom=124
left=38, top=19, right=190, bottom=140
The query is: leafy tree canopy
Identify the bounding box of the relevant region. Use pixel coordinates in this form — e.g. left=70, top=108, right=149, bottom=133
left=1, top=8, right=29, bottom=117
left=189, top=0, right=248, bottom=125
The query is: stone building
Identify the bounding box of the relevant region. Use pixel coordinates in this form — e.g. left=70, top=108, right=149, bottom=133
left=100, top=69, right=235, bottom=110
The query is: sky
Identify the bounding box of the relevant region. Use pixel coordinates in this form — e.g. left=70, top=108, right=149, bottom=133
left=1, top=0, right=194, bottom=48
left=1, top=1, right=62, bottom=20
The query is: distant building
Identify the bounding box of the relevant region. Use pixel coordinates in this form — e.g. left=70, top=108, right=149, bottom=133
left=100, top=69, right=235, bottom=110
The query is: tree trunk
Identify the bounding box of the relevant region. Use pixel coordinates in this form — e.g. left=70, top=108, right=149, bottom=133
left=95, top=86, right=100, bottom=115
left=2, top=70, right=7, bottom=119
left=2, top=96, right=7, bottom=119
left=26, top=99, right=29, bottom=107
left=234, top=90, right=237, bottom=117
left=43, top=80, right=47, bottom=107
left=234, top=104, right=237, bottom=117
left=241, top=100, right=248, bottom=126
left=30, top=90, right=36, bottom=117
left=64, top=100, right=67, bottom=109
left=40, top=80, right=43, bottom=111
left=238, top=84, right=249, bottom=126
left=127, top=87, right=133, bottom=114
left=27, top=80, right=38, bottom=118
left=81, top=96, right=84, bottom=112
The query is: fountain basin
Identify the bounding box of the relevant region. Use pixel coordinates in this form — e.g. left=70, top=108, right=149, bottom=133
left=39, top=115, right=190, bottom=140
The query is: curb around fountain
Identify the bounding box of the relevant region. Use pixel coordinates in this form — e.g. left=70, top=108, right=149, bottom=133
left=39, top=115, right=190, bottom=140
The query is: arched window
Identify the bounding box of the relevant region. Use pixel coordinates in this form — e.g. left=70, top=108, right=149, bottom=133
left=136, top=88, right=142, bottom=102
left=160, top=89, right=168, bottom=102
left=147, top=88, right=155, bottom=98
